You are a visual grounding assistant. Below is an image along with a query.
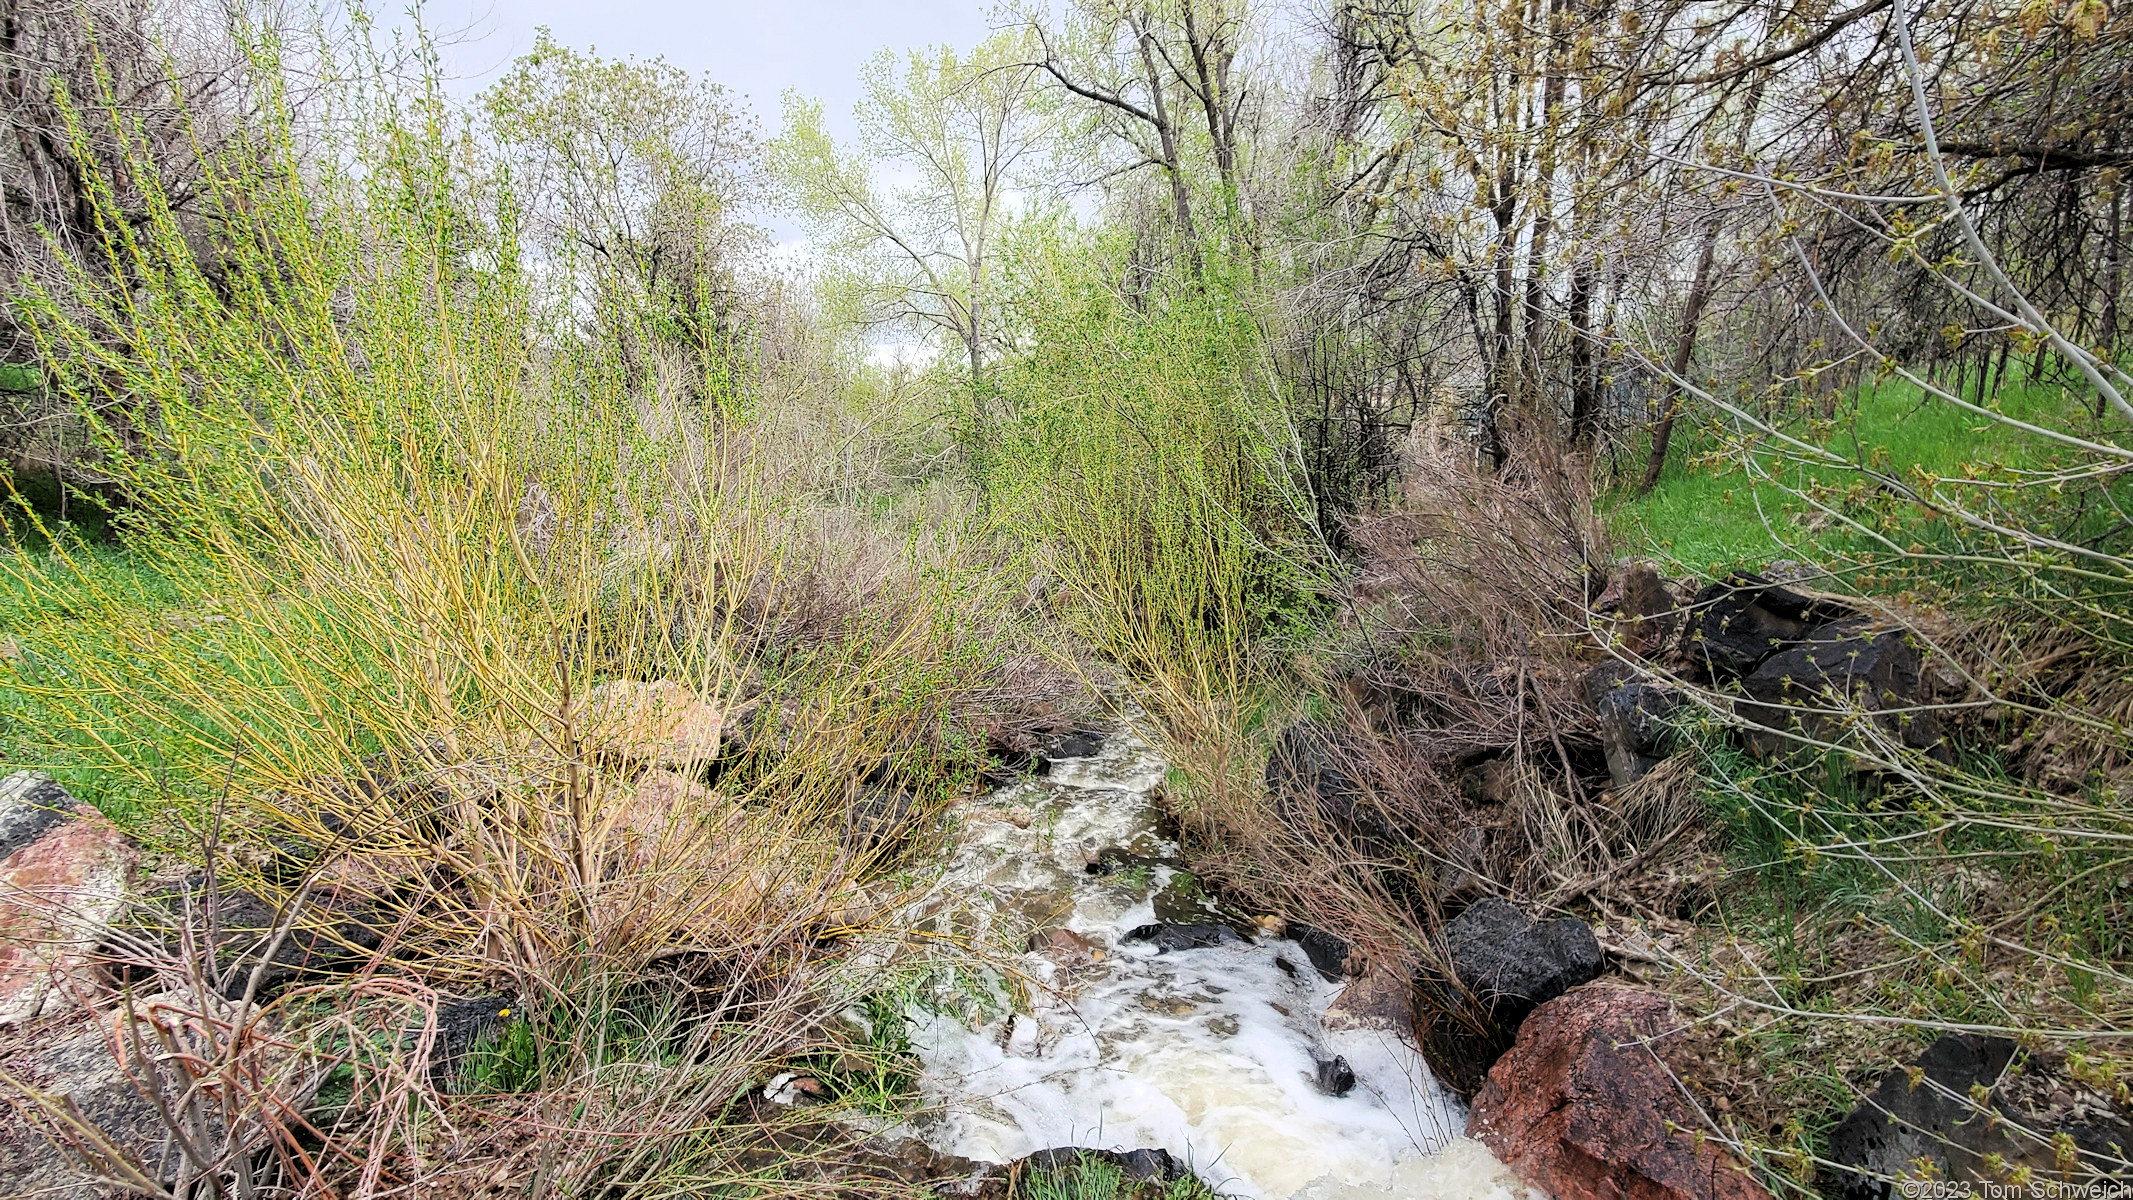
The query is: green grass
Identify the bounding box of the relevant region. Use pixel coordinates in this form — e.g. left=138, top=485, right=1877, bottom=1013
left=0, top=541, right=185, bottom=824
left=1020, top=1151, right=1224, bottom=1200
left=1606, top=374, right=2093, bottom=576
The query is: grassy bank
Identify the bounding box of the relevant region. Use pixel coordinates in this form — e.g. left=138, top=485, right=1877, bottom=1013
left=1608, top=374, right=2093, bottom=577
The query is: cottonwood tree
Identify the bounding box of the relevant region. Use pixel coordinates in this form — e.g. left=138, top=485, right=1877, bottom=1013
left=1015, top=0, right=1262, bottom=280
left=770, top=30, right=1055, bottom=454
left=483, top=29, right=763, bottom=400
left=1262, top=0, right=1683, bottom=478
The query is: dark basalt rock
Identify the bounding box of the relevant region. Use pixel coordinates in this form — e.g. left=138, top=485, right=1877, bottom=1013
left=1150, top=870, right=1237, bottom=928
left=1737, top=619, right=1953, bottom=763
left=1829, top=1034, right=2014, bottom=1200
left=1443, top=897, right=1604, bottom=1028
left=325, top=746, right=460, bottom=841
left=845, top=785, right=917, bottom=850
left=119, top=884, right=386, bottom=999
left=1420, top=897, right=1603, bottom=1098
left=1828, top=1034, right=2133, bottom=1198
left=427, top=994, right=519, bottom=1085
left=1265, top=719, right=1398, bottom=845
left=1737, top=572, right=1859, bottom=624
left=1122, top=922, right=1244, bottom=953
left=1314, top=1054, right=1357, bottom=1097
left=1038, top=728, right=1105, bottom=767
left=1683, top=573, right=1856, bottom=680
left=1592, top=561, right=1684, bottom=659
left=0, top=771, right=77, bottom=861
left=980, top=738, right=1039, bottom=786
left=1284, top=921, right=1353, bottom=980
left=1582, top=662, right=1685, bottom=787
left=1020, top=1146, right=1187, bottom=1184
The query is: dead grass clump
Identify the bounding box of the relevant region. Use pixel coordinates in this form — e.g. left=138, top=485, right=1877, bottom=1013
left=1151, top=449, right=1731, bottom=1093
left=703, top=502, right=1091, bottom=780
left=1359, top=437, right=1610, bottom=655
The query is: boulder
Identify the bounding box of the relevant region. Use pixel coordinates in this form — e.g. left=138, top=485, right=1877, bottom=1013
left=0, top=778, right=138, bottom=1027
left=1828, top=1034, right=2133, bottom=1198
left=1469, top=984, right=1772, bottom=1200
left=1314, top=1054, right=1357, bottom=1097
left=1018, top=1146, right=1188, bottom=1187
left=1321, top=965, right=1416, bottom=1035
left=980, top=736, right=1039, bottom=785
left=1265, top=720, right=1398, bottom=845
left=1737, top=619, right=1953, bottom=763
left=1028, top=927, right=1104, bottom=968
left=0, top=771, right=78, bottom=859
left=1419, top=898, right=1605, bottom=1097
left=1284, top=921, right=1354, bottom=979
left=120, top=885, right=385, bottom=1000
left=845, top=785, right=917, bottom=851
left=425, top=994, right=518, bottom=1086
left=1459, top=755, right=1520, bottom=808
left=603, top=768, right=746, bottom=869
left=1683, top=573, right=1854, bottom=680
left=1444, top=897, right=1604, bottom=1028
left=577, top=679, right=725, bottom=769
left=728, top=698, right=800, bottom=764
left=1122, top=922, right=1243, bottom=953
left=1037, top=728, right=1105, bottom=768
left=1584, top=662, right=1686, bottom=788
left=837, top=1138, right=1000, bottom=1192
left=0, top=1014, right=162, bottom=1198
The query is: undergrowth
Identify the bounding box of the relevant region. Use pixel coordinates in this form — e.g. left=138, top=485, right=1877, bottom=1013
left=0, top=17, right=1079, bottom=1197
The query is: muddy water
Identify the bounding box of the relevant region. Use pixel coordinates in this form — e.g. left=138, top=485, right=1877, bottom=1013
left=890, top=715, right=1541, bottom=1199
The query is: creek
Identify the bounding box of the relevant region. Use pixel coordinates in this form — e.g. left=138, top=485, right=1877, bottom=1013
left=887, top=713, right=1542, bottom=1199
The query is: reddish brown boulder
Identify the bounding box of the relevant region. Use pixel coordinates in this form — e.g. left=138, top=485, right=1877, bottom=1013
left=1469, top=983, right=1770, bottom=1200
left=577, top=679, right=726, bottom=768
left=0, top=792, right=138, bottom=1027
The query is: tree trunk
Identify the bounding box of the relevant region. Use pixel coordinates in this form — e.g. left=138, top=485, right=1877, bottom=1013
left=1135, top=22, right=1198, bottom=267
left=1517, top=0, right=1571, bottom=380
left=2105, top=181, right=2124, bottom=418
left=1569, top=255, right=1597, bottom=444
left=1638, top=214, right=1724, bottom=493
left=1639, top=77, right=1763, bottom=492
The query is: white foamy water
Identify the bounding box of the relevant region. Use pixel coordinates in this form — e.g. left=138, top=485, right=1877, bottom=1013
left=889, top=714, right=1542, bottom=1200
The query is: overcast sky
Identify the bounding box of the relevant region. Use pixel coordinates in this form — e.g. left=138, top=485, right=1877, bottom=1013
left=421, top=1, right=998, bottom=243
left=429, top=0, right=997, bottom=139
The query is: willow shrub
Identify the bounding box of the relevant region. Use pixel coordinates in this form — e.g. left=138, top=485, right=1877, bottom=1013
left=984, top=245, right=1326, bottom=709
left=0, top=24, right=1041, bottom=1191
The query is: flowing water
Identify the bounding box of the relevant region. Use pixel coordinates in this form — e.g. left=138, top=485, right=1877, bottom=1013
left=887, top=714, right=1542, bottom=1199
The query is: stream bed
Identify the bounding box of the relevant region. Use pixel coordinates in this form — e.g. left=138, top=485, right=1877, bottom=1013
left=886, top=714, right=1542, bottom=1199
